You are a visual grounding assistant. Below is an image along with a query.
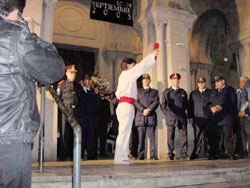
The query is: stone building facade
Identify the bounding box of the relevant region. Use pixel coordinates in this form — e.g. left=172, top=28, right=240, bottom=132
left=24, top=0, right=250, bottom=161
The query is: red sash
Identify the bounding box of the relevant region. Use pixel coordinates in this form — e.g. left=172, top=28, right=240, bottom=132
left=119, top=96, right=135, bottom=106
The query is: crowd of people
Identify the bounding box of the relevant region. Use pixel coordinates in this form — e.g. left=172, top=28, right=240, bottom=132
left=57, top=65, right=112, bottom=161
left=1, top=0, right=250, bottom=187
left=130, top=74, right=250, bottom=161
left=57, top=56, right=250, bottom=164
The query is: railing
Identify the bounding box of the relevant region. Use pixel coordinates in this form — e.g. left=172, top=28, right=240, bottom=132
left=39, top=85, right=82, bottom=188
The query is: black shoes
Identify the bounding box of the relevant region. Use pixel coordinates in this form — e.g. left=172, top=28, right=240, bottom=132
left=167, top=156, right=175, bottom=160
left=190, top=155, right=198, bottom=160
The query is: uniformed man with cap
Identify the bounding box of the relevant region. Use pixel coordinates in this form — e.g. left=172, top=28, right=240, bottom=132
left=210, top=75, right=237, bottom=160
left=134, top=73, right=159, bottom=160
left=160, top=73, right=189, bottom=160
left=188, top=77, right=213, bottom=159
left=58, top=65, right=83, bottom=160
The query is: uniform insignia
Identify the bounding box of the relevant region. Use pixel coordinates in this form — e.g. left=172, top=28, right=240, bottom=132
left=72, top=92, right=76, bottom=95
left=58, top=80, right=65, bottom=85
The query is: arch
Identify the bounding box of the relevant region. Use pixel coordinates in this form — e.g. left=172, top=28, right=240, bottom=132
left=189, top=9, right=238, bottom=88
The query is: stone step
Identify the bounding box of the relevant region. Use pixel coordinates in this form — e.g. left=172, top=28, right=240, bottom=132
left=32, top=159, right=250, bottom=188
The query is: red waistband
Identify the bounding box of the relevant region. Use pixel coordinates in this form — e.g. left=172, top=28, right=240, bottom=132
left=119, top=96, right=135, bottom=106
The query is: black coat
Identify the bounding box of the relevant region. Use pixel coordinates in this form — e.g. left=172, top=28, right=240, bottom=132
left=0, top=16, right=65, bottom=145
left=210, top=84, right=237, bottom=126
left=80, top=89, right=101, bottom=128
left=98, top=98, right=111, bottom=127
left=188, top=88, right=212, bottom=125
left=135, top=88, right=159, bottom=127
left=160, top=87, right=188, bottom=126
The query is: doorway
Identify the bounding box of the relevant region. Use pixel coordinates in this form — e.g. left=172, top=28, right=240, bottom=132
left=54, top=43, right=97, bottom=82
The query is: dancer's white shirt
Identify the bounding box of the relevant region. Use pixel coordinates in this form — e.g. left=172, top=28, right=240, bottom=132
left=115, top=53, right=156, bottom=100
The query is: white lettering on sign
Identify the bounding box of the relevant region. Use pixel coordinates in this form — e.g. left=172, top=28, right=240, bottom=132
left=91, top=1, right=132, bottom=19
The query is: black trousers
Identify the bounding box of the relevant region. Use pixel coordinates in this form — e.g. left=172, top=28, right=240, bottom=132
left=205, top=123, right=219, bottom=158
left=129, top=124, right=138, bottom=158
left=167, top=123, right=188, bottom=158
left=0, top=143, right=31, bottom=188
left=217, top=124, right=235, bottom=158
left=137, top=126, right=156, bottom=158
left=234, top=118, right=244, bottom=156
left=191, top=123, right=207, bottom=157
left=58, top=113, right=74, bottom=160
left=82, top=121, right=98, bottom=159
left=96, top=123, right=108, bottom=156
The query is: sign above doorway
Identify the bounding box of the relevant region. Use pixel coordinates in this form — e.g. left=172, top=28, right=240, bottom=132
left=90, top=0, right=133, bottom=26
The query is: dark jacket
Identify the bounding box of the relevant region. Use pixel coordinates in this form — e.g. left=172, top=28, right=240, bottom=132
left=0, top=17, right=65, bottom=145
left=160, top=87, right=188, bottom=126
left=188, top=88, right=212, bottom=124
left=135, top=88, right=159, bottom=127
left=80, top=89, right=101, bottom=128
left=59, top=80, right=83, bottom=119
left=210, top=84, right=237, bottom=126
left=98, top=98, right=111, bottom=127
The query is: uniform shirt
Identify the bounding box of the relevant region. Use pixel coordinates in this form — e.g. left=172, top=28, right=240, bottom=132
left=115, top=53, right=156, bottom=100
left=160, top=87, right=188, bottom=126
left=188, top=88, right=212, bottom=124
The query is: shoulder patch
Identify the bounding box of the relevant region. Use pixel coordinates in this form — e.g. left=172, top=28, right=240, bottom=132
left=58, top=80, right=65, bottom=85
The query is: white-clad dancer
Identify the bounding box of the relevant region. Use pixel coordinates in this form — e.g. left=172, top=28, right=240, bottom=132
left=114, top=49, right=159, bottom=164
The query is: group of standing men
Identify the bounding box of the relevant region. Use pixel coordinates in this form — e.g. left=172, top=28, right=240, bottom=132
left=57, top=65, right=250, bottom=162
left=132, top=73, right=250, bottom=161
left=57, top=65, right=111, bottom=161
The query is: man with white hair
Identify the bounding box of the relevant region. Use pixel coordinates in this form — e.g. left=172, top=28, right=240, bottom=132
left=238, top=76, right=250, bottom=158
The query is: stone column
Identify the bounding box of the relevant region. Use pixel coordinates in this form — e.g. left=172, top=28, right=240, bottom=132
left=152, top=15, right=169, bottom=159
left=102, top=50, right=118, bottom=91
left=155, top=21, right=167, bottom=91
left=32, top=0, right=59, bottom=162
left=239, top=41, right=250, bottom=77
left=41, top=0, right=58, bottom=42
left=165, top=8, right=196, bottom=157
left=166, top=9, right=196, bottom=93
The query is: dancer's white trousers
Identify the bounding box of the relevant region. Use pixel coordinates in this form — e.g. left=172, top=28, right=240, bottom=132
left=114, top=102, right=135, bottom=163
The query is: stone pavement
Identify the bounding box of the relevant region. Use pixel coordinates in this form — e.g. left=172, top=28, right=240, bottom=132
left=32, top=159, right=250, bottom=188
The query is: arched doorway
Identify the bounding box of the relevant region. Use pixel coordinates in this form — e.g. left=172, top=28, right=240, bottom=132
left=189, top=9, right=238, bottom=89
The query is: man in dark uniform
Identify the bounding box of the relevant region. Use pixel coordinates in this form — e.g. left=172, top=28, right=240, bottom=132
left=188, top=77, right=213, bottom=159
left=58, top=65, right=83, bottom=160
left=210, top=75, right=237, bottom=160
left=135, top=73, right=159, bottom=160
left=80, top=75, right=101, bottom=160
left=160, top=73, right=189, bottom=160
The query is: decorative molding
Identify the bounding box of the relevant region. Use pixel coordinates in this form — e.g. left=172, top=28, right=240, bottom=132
left=168, top=1, right=195, bottom=15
